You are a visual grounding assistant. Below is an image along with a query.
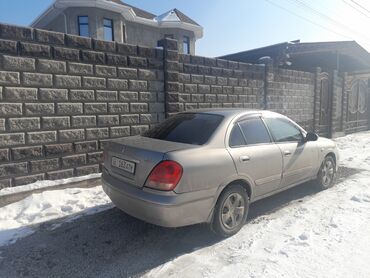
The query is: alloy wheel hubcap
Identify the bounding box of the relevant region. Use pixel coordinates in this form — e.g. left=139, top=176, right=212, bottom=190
left=322, top=160, right=334, bottom=187
left=221, top=193, right=245, bottom=230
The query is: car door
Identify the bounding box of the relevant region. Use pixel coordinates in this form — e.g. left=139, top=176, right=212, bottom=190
left=263, top=117, right=317, bottom=188
left=227, top=116, right=283, bottom=197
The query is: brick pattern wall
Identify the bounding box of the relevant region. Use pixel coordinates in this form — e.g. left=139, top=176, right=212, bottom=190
left=0, top=24, right=164, bottom=188
left=267, top=68, right=315, bottom=131
left=177, top=55, right=265, bottom=111
left=163, top=39, right=316, bottom=130
left=0, top=23, right=364, bottom=189
left=158, top=39, right=266, bottom=116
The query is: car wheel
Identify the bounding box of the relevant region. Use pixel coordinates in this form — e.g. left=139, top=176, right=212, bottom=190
left=317, top=156, right=336, bottom=190
left=210, top=184, right=249, bottom=237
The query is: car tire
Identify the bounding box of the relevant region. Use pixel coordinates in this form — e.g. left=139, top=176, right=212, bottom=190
left=316, top=156, right=336, bottom=190
left=210, top=184, right=249, bottom=237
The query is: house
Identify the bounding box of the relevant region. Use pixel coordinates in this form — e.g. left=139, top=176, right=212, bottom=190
left=30, top=0, right=203, bottom=55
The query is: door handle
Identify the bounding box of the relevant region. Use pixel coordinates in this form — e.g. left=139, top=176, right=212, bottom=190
left=284, top=150, right=292, bottom=156
left=239, top=155, right=251, bottom=162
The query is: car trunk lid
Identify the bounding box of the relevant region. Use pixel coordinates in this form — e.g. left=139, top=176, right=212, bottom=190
left=104, top=136, right=195, bottom=188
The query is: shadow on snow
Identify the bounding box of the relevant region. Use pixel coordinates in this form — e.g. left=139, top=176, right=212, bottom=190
left=0, top=166, right=361, bottom=278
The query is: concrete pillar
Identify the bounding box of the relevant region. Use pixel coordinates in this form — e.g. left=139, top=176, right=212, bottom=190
left=342, top=72, right=349, bottom=134
left=313, top=67, right=322, bottom=134
left=158, top=38, right=181, bottom=117
left=330, top=70, right=345, bottom=138
left=258, top=56, right=274, bottom=110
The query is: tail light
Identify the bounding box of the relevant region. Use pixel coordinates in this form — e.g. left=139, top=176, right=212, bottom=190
left=145, top=161, right=183, bottom=191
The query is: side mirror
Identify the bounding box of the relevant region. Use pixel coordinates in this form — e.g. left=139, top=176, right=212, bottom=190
left=305, top=132, right=318, bottom=142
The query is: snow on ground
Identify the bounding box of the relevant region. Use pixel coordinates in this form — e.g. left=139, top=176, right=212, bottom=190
left=0, top=131, right=369, bottom=277
left=0, top=186, right=112, bottom=246
left=0, top=173, right=101, bottom=197
left=144, top=132, right=370, bottom=278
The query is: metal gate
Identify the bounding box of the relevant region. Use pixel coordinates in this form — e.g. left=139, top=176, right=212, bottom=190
left=346, top=78, right=369, bottom=133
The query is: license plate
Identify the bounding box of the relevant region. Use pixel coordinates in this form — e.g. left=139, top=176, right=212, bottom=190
left=111, top=157, right=136, bottom=174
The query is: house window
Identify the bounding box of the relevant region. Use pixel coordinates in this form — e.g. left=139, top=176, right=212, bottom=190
left=122, top=24, right=126, bottom=43
left=103, top=18, right=114, bottom=41
left=78, top=16, right=89, bottom=37
left=183, top=36, right=190, bottom=54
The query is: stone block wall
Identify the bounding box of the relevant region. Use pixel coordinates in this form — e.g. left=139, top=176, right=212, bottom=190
left=0, top=24, right=164, bottom=188
left=177, top=54, right=265, bottom=111
left=164, top=43, right=315, bottom=131
left=0, top=22, right=354, bottom=189
left=267, top=68, right=315, bottom=131
left=159, top=38, right=266, bottom=115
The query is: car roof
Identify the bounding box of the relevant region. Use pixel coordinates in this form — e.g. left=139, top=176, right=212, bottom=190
left=182, top=108, right=282, bottom=119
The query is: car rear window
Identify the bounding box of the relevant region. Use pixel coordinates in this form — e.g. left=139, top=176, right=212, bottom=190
left=143, top=113, right=224, bottom=145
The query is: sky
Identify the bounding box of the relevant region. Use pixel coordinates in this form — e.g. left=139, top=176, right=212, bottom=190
left=0, top=0, right=369, bottom=57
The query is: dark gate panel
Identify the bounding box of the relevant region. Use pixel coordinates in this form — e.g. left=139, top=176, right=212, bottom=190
left=346, top=79, right=369, bottom=133
left=316, top=72, right=331, bottom=137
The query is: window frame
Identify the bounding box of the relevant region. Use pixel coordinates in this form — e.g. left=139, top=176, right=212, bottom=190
left=262, top=116, right=306, bottom=144
left=228, top=116, right=273, bottom=148
left=78, top=16, right=89, bottom=37
left=228, top=123, right=247, bottom=148
left=103, top=18, right=114, bottom=41
left=183, top=36, right=190, bottom=54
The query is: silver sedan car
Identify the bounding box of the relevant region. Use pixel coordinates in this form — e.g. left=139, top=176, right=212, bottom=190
left=102, top=109, right=339, bottom=237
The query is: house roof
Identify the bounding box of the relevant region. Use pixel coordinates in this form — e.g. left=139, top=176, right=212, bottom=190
left=71, top=0, right=199, bottom=25
left=155, top=9, right=200, bottom=26
left=220, top=40, right=370, bottom=72
left=172, top=9, right=200, bottom=26
left=109, top=0, right=157, bottom=20
left=116, top=1, right=200, bottom=26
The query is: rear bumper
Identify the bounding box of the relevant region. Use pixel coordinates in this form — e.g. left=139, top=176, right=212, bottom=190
left=102, top=171, right=215, bottom=228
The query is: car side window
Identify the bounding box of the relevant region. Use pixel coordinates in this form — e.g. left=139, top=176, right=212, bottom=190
left=238, top=118, right=271, bottom=145
left=264, top=118, right=303, bottom=142
left=229, top=125, right=246, bottom=147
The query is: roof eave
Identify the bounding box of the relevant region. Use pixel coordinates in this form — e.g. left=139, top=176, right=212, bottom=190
left=219, top=42, right=289, bottom=62
left=156, top=21, right=203, bottom=39
left=30, top=1, right=58, bottom=28
left=287, top=41, right=370, bottom=68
